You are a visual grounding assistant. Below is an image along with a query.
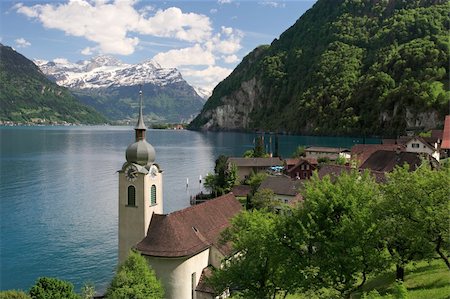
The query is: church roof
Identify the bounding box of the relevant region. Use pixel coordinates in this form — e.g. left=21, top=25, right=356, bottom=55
left=135, top=193, right=242, bottom=258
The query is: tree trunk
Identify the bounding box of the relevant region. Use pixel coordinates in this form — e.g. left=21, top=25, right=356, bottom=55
left=396, top=264, right=405, bottom=281
left=436, top=235, right=450, bottom=270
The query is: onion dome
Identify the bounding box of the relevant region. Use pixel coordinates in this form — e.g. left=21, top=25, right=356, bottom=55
left=126, top=140, right=155, bottom=165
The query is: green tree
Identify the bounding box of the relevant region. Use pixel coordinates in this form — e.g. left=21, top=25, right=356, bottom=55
left=282, top=171, right=387, bottom=295
left=29, top=277, right=79, bottom=299
left=243, top=149, right=255, bottom=158
left=106, top=251, right=164, bottom=299
left=204, top=155, right=238, bottom=196
left=377, top=163, right=450, bottom=280
left=291, top=146, right=306, bottom=158
left=244, top=171, right=267, bottom=194
left=251, top=189, right=279, bottom=212
left=209, top=210, right=296, bottom=298
left=253, top=136, right=266, bottom=158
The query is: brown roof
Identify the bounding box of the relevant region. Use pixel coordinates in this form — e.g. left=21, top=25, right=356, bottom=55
left=360, top=150, right=433, bottom=172
left=285, top=157, right=318, bottom=168
left=318, top=164, right=386, bottom=183
left=231, top=185, right=251, bottom=197
left=442, top=115, right=450, bottom=149
left=258, top=175, right=303, bottom=196
left=431, top=129, right=443, bottom=140
left=136, top=193, right=242, bottom=258
left=351, top=144, right=405, bottom=165
left=195, top=267, right=215, bottom=294
left=227, top=157, right=283, bottom=167
left=305, top=146, right=350, bottom=153
left=286, top=158, right=317, bottom=174
left=284, top=158, right=301, bottom=167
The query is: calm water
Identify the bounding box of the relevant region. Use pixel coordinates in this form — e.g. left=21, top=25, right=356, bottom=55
left=0, top=126, right=379, bottom=292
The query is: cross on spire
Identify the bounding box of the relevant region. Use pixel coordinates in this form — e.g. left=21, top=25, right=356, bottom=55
left=135, top=85, right=147, bottom=141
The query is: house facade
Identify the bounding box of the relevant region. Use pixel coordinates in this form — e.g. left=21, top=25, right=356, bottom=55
left=285, top=158, right=317, bottom=179
left=403, top=136, right=440, bottom=161
left=227, top=157, right=283, bottom=181
left=305, top=146, right=350, bottom=160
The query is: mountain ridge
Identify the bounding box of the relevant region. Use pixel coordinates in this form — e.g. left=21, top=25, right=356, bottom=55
left=189, top=0, right=449, bottom=136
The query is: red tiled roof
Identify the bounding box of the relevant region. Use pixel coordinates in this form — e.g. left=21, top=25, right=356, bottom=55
left=442, top=115, right=450, bottom=149
left=351, top=144, right=405, bottom=166
left=136, top=193, right=242, bottom=258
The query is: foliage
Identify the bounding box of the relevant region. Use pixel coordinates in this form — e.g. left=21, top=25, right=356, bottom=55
left=334, top=156, right=347, bottom=165
left=376, top=163, right=450, bottom=279
left=317, top=157, right=330, bottom=164
left=28, top=277, right=80, bottom=299
left=242, top=149, right=254, bottom=158
left=253, top=136, right=266, bottom=158
left=244, top=171, right=267, bottom=194
left=250, top=188, right=278, bottom=212
left=105, top=250, right=164, bottom=299
left=0, top=290, right=31, bottom=299
left=81, top=283, right=95, bottom=299
left=190, top=0, right=449, bottom=136
left=209, top=210, right=296, bottom=298
left=291, top=146, right=306, bottom=158
left=204, top=155, right=238, bottom=196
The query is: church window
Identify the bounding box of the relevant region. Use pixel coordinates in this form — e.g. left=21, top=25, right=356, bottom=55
left=150, top=185, right=156, bottom=205
left=128, top=185, right=136, bottom=206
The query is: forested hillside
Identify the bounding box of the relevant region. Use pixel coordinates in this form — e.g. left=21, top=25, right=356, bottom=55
left=0, top=44, right=107, bottom=124
left=190, top=0, right=449, bottom=136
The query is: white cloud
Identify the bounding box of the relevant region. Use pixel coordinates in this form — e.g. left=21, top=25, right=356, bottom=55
left=218, top=0, right=232, bottom=4
left=81, top=47, right=94, bottom=55
left=153, top=44, right=215, bottom=68
left=259, top=1, right=286, bottom=8
left=210, top=8, right=218, bottom=14
left=223, top=54, right=239, bottom=64
left=181, top=65, right=233, bottom=92
left=15, top=37, right=31, bottom=48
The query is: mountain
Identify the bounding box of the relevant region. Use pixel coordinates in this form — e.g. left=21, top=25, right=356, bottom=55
left=36, top=56, right=205, bottom=124
left=0, top=44, right=107, bottom=125
left=189, top=0, right=449, bottom=136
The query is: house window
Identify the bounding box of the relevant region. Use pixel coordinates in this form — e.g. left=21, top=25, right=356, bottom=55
left=191, top=272, right=196, bottom=299
left=150, top=185, right=156, bottom=206
left=301, top=164, right=305, bottom=170
left=127, top=185, right=136, bottom=206
left=306, top=165, right=310, bottom=170
left=411, top=143, right=420, bottom=148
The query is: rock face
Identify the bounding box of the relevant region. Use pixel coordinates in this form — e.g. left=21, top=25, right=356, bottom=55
left=190, top=0, right=449, bottom=136
left=36, top=56, right=205, bottom=123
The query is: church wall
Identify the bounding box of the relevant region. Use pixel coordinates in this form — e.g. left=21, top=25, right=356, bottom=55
left=146, top=249, right=210, bottom=299
left=209, top=246, right=225, bottom=269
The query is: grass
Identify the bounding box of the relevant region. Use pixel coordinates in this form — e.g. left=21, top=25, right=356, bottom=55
left=351, top=258, right=450, bottom=299
left=283, top=259, right=450, bottom=299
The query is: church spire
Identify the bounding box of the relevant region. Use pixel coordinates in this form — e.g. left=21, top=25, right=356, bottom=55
left=135, top=86, right=146, bottom=141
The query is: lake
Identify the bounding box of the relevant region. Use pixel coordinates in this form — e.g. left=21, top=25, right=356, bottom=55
left=0, top=126, right=379, bottom=292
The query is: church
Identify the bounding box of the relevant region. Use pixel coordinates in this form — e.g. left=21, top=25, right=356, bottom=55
left=118, top=89, right=242, bottom=298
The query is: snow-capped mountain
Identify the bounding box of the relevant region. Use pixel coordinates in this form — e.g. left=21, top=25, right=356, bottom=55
left=193, top=86, right=212, bottom=100
left=36, top=55, right=184, bottom=90
left=35, top=56, right=205, bottom=123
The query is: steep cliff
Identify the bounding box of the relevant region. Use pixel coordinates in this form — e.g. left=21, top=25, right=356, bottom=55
left=189, top=0, right=449, bottom=136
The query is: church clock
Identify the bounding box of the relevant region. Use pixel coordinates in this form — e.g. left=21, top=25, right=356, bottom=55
left=124, top=164, right=138, bottom=182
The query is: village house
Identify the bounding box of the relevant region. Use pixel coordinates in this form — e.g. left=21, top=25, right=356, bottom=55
left=442, top=115, right=450, bottom=155
left=350, top=144, right=405, bottom=166
left=402, top=136, right=440, bottom=161
left=258, top=175, right=303, bottom=206
left=118, top=90, right=242, bottom=299
left=285, top=157, right=318, bottom=179
left=304, top=146, right=351, bottom=161
left=227, top=157, right=283, bottom=181
left=359, top=150, right=438, bottom=172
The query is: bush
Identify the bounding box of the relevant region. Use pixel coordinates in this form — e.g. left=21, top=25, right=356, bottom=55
left=0, top=290, right=31, bottom=299
left=106, top=251, right=164, bottom=299
left=29, top=277, right=79, bottom=299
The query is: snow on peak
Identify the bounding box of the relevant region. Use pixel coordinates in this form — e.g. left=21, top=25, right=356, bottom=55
left=35, top=56, right=185, bottom=89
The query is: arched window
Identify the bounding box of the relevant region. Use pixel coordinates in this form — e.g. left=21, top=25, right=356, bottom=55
left=150, top=185, right=156, bottom=205
left=127, top=185, right=136, bottom=206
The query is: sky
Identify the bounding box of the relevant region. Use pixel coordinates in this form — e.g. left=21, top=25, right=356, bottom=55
left=1, top=0, right=316, bottom=93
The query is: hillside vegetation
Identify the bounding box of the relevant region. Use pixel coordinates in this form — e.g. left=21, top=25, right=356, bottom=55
left=190, top=0, right=449, bottom=136
left=0, top=44, right=107, bottom=124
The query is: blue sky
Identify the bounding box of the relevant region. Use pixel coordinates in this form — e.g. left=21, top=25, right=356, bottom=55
left=1, top=0, right=316, bottom=92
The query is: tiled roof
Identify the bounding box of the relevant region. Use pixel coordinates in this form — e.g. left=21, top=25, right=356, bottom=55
left=360, top=150, right=429, bottom=172
left=227, top=157, right=283, bottom=167
left=135, top=193, right=242, bottom=258
left=305, top=146, right=349, bottom=153
left=231, top=185, right=251, bottom=197
left=258, top=175, right=303, bottom=196
left=195, top=267, right=215, bottom=294
left=351, top=144, right=405, bottom=165
left=442, top=115, right=450, bottom=149
left=318, top=164, right=386, bottom=183
left=286, top=158, right=318, bottom=174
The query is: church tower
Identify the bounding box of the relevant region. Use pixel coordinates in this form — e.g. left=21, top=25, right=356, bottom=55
left=118, top=88, right=163, bottom=263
